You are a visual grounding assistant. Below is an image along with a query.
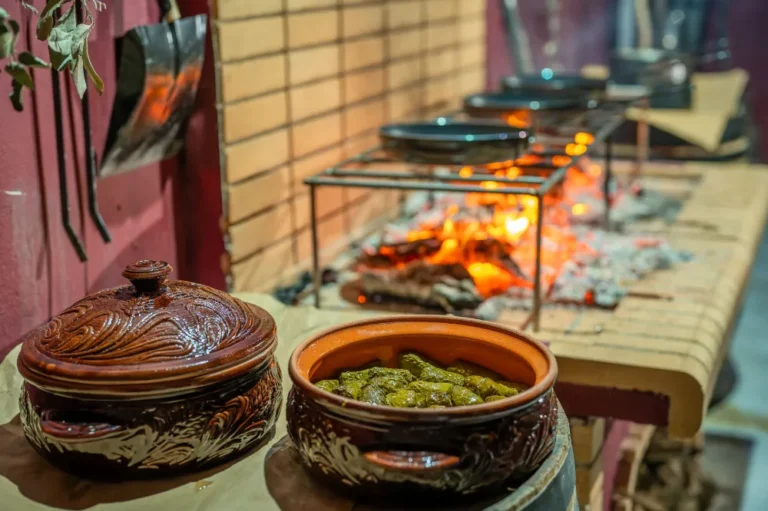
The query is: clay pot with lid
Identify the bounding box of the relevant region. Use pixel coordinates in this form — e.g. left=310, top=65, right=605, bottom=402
left=286, top=316, right=558, bottom=498
left=17, top=260, right=281, bottom=478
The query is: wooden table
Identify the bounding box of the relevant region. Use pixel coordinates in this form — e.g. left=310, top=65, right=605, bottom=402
left=492, top=162, right=768, bottom=437
left=237, top=161, right=768, bottom=439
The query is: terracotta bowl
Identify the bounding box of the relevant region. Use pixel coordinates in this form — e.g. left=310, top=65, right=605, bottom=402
left=286, top=315, right=558, bottom=498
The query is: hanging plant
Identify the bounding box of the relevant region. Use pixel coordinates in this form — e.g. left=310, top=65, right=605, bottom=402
left=0, top=0, right=105, bottom=112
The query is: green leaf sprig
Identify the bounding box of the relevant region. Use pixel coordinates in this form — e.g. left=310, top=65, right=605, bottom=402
left=1, top=0, right=105, bottom=112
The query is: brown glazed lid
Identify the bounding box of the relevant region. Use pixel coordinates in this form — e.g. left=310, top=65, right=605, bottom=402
left=18, top=260, right=276, bottom=398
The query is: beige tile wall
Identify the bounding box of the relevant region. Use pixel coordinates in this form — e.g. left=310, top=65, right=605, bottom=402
left=212, top=0, right=487, bottom=292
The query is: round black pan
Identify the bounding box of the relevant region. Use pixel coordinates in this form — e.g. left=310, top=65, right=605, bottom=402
left=501, top=74, right=608, bottom=95
left=463, top=90, right=596, bottom=120
left=379, top=122, right=529, bottom=165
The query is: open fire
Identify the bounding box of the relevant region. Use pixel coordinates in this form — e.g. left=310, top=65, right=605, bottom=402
left=359, top=133, right=607, bottom=301
left=292, top=99, right=689, bottom=324
left=353, top=131, right=687, bottom=316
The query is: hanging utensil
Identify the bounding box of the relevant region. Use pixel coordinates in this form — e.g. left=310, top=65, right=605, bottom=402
left=662, top=8, right=686, bottom=51
left=500, top=0, right=534, bottom=75
left=544, top=0, right=562, bottom=71
left=99, top=0, right=206, bottom=177
left=52, top=59, right=87, bottom=262
left=75, top=1, right=110, bottom=242
left=616, top=0, right=637, bottom=50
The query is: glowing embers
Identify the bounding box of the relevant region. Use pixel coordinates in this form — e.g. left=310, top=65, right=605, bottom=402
left=363, top=157, right=606, bottom=300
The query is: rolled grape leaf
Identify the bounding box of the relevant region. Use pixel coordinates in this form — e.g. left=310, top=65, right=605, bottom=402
left=466, top=375, right=519, bottom=398
left=335, top=380, right=366, bottom=400
left=484, top=395, right=506, bottom=403
left=420, top=366, right=465, bottom=386
left=368, top=367, right=416, bottom=383
left=451, top=386, right=483, bottom=406
left=385, top=389, right=426, bottom=408
left=315, top=380, right=340, bottom=393
left=424, top=391, right=452, bottom=407
left=339, top=369, right=372, bottom=385
left=359, top=385, right=388, bottom=405
left=369, top=376, right=408, bottom=393
left=448, top=360, right=502, bottom=381
left=398, top=352, right=441, bottom=377
left=408, top=381, right=453, bottom=394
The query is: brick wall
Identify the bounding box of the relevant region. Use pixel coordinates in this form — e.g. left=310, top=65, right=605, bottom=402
left=211, top=0, right=487, bottom=292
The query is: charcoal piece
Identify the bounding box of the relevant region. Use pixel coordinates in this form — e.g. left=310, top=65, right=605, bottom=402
left=273, top=271, right=313, bottom=305
left=321, top=268, right=338, bottom=284
left=361, top=238, right=443, bottom=266
left=360, top=262, right=482, bottom=312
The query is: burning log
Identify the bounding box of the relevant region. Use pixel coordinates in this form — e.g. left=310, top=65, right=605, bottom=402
left=360, top=238, right=442, bottom=266
left=360, top=262, right=483, bottom=313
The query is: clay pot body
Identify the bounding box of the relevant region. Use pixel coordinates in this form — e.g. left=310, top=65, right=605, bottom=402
left=17, top=260, right=282, bottom=478
left=286, top=316, right=558, bottom=498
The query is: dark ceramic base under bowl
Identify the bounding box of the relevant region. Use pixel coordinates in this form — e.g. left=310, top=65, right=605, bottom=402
left=287, top=386, right=558, bottom=498
left=20, top=360, right=283, bottom=479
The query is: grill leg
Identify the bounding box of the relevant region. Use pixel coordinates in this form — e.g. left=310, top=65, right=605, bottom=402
left=604, top=136, right=613, bottom=230
left=310, top=185, right=321, bottom=308
left=533, top=195, right=544, bottom=332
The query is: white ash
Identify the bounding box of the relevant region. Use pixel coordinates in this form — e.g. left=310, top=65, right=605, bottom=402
left=310, top=177, right=690, bottom=320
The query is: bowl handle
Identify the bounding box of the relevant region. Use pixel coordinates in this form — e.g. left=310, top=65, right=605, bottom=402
left=363, top=450, right=460, bottom=472
left=40, top=411, right=124, bottom=440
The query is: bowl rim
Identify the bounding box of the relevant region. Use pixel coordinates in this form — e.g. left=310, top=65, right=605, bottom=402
left=288, top=315, right=557, bottom=418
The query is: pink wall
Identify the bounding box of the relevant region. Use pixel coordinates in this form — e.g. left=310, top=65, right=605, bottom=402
left=0, top=0, right=223, bottom=357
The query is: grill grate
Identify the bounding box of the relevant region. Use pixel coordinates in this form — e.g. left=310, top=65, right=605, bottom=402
left=303, top=100, right=640, bottom=331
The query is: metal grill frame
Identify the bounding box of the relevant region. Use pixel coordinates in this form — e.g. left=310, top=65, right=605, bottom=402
left=303, top=101, right=635, bottom=331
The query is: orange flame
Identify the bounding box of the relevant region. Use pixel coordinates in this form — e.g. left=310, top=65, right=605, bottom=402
left=378, top=158, right=605, bottom=299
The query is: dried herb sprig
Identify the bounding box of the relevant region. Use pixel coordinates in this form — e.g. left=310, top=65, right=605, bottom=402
left=1, top=0, right=104, bottom=112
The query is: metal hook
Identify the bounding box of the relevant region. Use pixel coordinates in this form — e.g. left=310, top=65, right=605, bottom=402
left=76, top=2, right=111, bottom=243
left=52, top=67, right=88, bottom=262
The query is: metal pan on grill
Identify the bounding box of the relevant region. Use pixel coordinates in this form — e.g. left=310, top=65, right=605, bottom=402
left=379, top=122, right=529, bottom=165
left=463, top=90, right=597, bottom=127
left=501, top=74, right=608, bottom=95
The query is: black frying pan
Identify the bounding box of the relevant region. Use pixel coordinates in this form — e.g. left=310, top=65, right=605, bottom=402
left=379, top=122, right=529, bottom=165
left=501, top=74, right=608, bottom=95
left=463, top=90, right=597, bottom=124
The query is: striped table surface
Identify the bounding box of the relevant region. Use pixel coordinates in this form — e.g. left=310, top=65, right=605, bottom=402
left=235, top=161, right=768, bottom=438
left=497, top=161, right=768, bottom=436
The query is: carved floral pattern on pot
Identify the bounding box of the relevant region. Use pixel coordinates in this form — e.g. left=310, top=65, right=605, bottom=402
left=30, top=283, right=267, bottom=364
left=20, top=359, right=282, bottom=474
left=287, top=386, right=558, bottom=495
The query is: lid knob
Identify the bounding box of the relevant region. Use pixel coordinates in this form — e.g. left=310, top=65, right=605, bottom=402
left=122, top=260, right=172, bottom=294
